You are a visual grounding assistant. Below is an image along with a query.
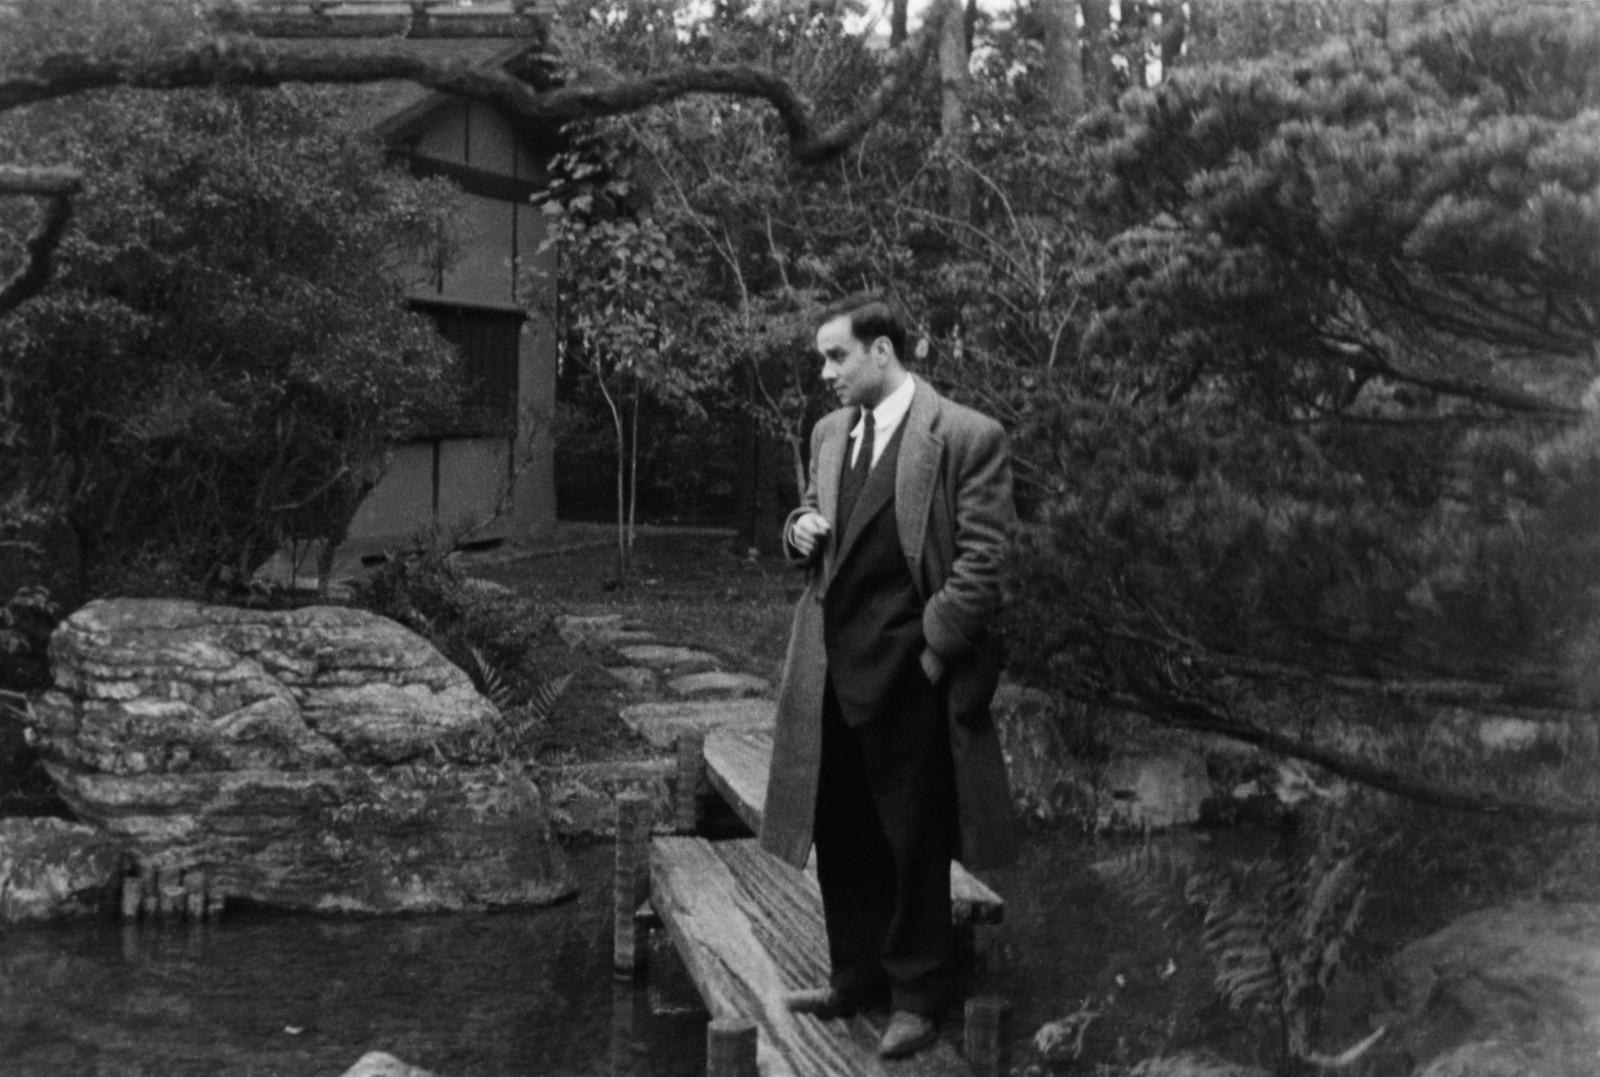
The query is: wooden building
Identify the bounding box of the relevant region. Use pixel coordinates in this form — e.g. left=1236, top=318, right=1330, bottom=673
left=242, top=4, right=561, bottom=554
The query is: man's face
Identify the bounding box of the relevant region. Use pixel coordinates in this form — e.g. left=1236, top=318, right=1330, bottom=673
left=817, top=314, right=887, bottom=410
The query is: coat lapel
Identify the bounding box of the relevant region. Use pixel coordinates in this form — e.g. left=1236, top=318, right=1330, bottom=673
left=833, top=423, right=901, bottom=565
left=896, top=378, right=942, bottom=594
left=817, top=412, right=847, bottom=530
left=823, top=378, right=944, bottom=589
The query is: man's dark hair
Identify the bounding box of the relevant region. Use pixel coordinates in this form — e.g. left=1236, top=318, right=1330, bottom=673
left=815, top=292, right=909, bottom=363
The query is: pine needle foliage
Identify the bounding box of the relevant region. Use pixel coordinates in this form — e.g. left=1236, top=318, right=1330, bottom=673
left=1003, top=2, right=1600, bottom=823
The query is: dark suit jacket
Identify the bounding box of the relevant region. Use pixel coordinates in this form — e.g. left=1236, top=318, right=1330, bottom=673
left=759, top=376, right=1019, bottom=870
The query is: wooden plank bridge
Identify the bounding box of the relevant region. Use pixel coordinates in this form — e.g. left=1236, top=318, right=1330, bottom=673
left=623, top=721, right=1008, bottom=1077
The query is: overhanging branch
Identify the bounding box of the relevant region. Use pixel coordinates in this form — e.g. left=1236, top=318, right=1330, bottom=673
left=0, top=165, right=82, bottom=197
left=0, top=0, right=955, bottom=165
left=0, top=167, right=81, bottom=318
left=1092, top=687, right=1600, bottom=824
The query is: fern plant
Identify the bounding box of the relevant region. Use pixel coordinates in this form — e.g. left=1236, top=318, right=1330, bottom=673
left=1096, top=795, right=1388, bottom=1072
left=492, top=669, right=573, bottom=759
left=459, top=644, right=518, bottom=710
left=456, top=644, right=571, bottom=763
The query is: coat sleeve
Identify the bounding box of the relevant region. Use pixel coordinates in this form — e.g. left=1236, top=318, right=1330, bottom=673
left=922, top=415, right=1016, bottom=661
left=781, top=420, right=829, bottom=565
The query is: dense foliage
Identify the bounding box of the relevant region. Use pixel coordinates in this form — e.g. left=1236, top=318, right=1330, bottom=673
left=532, top=0, right=921, bottom=548
left=1002, top=4, right=1600, bottom=802
left=0, top=85, right=463, bottom=601
left=544, top=0, right=1600, bottom=824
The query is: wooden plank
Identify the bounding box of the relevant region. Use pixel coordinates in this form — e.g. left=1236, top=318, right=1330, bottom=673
left=704, top=724, right=774, bottom=835
left=649, top=836, right=972, bottom=1077
left=703, top=727, right=1005, bottom=925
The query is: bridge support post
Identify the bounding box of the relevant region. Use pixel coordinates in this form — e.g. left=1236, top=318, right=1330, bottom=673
left=706, top=1016, right=758, bottom=1077
left=613, top=791, right=651, bottom=977
left=964, top=995, right=1011, bottom=1077
left=674, top=729, right=706, bottom=833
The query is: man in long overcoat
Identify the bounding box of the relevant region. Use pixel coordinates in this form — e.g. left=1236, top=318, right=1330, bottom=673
left=759, top=293, right=1017, bottom=1059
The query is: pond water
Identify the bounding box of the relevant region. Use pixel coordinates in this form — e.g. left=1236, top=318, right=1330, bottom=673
left=0, top=833, right=1261, bottom=1077
left=1, top=843, right=703, bottom=1077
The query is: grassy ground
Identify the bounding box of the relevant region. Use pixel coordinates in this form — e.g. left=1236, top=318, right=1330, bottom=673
left=471, top=525, right=801, bottom=765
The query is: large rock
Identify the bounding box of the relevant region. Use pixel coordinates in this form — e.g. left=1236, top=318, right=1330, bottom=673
left=1379, top=902, right=1600, bottom=1077
left=992, top=683, right=1213, bottom=830
left=533, top=757, right=678, bottom=838
left=37, top=598, right=499, bottom=770
left=338, top=1052, right=440, bottom=1077
left=0, top=817, right=125, bottom=922
left=992, top=683, right=1088, bottom=825
left=1099, top=750, right=1211, bottom=831
left=1128, top=1054, right=1271, bottom=1077
left=28, top=599, right=573, bottom=913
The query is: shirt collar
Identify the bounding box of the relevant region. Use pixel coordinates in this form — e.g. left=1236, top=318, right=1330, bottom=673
left=851, top=374, right=915, bottom=440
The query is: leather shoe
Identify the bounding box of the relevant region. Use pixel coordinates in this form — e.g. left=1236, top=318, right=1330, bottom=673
left=784, top=987, right=867, bottom=1020
left=878, top=1011, right=937, bottom=1058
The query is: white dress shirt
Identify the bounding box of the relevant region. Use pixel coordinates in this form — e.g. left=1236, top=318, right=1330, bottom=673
left=850, top=374, right=915, bottom=470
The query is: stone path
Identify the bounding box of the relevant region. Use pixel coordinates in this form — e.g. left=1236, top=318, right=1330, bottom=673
left=557, top=612, right=774, bottom=701
left=544, top=612, right=776, bottom=834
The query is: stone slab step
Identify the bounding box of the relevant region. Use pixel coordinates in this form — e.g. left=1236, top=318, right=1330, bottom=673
left=605, top=667, right=657, bottom=691
left=650, top=836, right=973, bottom=1077
left=668, top=670, right=772, bottom=700
left=616, top=644, right=720, bottom=671
left=619, top=698, right=776, bottom=751
left=702, top=726, right=1004, bottom=926
left=555, top=613, right=659, bottom=649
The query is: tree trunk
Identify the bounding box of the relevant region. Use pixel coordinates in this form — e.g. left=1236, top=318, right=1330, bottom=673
left=594, top=367, right=630, bottom=583
left=890, top=0, right=908, bottom=47
left=624, top=390, right=639, bottom=580
left=1122, top=0, right=1148, bottom=92
left=1040, top=0, right=1083, bottom=118
left=1080, top=0, right=1114, bottom=108
left=1157, top=0, right=1186, bottom=80
left=939, top=0, right=972, bottom=223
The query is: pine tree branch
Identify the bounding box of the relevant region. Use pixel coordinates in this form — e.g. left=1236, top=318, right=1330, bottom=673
left=1092, top=687, right=1600, bottom=824
left=1353, top=351, right=1580, bottom=417
left=0, top=1, right=954, bottom=165
left=1367, top=260, right=1595, bottom=360
left=0, top=167, right=81, bottom=319
left=1317, top=318, right=1579, bottom=417
left=1067, top=616, right=1570, bottom=711
left=0, top=165, right=81, bottom=197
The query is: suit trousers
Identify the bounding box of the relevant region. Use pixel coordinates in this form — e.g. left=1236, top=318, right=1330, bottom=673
left=814, top=663, right=958, bottom=1017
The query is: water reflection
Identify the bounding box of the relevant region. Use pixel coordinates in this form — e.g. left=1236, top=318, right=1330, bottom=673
left=610, top=977, right=636, bottom=1077
left=0, top=845, right=703, bottom=1077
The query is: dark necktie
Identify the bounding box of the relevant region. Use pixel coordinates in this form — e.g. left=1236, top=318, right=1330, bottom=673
left=837, top=408, right=875, bottom=529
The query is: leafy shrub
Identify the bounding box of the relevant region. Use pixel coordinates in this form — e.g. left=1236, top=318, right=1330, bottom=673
left=0, top=81, right=465, bottom=600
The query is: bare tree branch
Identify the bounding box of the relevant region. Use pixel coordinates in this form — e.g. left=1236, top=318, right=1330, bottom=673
left=0, top=0, right=954, bottom=164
